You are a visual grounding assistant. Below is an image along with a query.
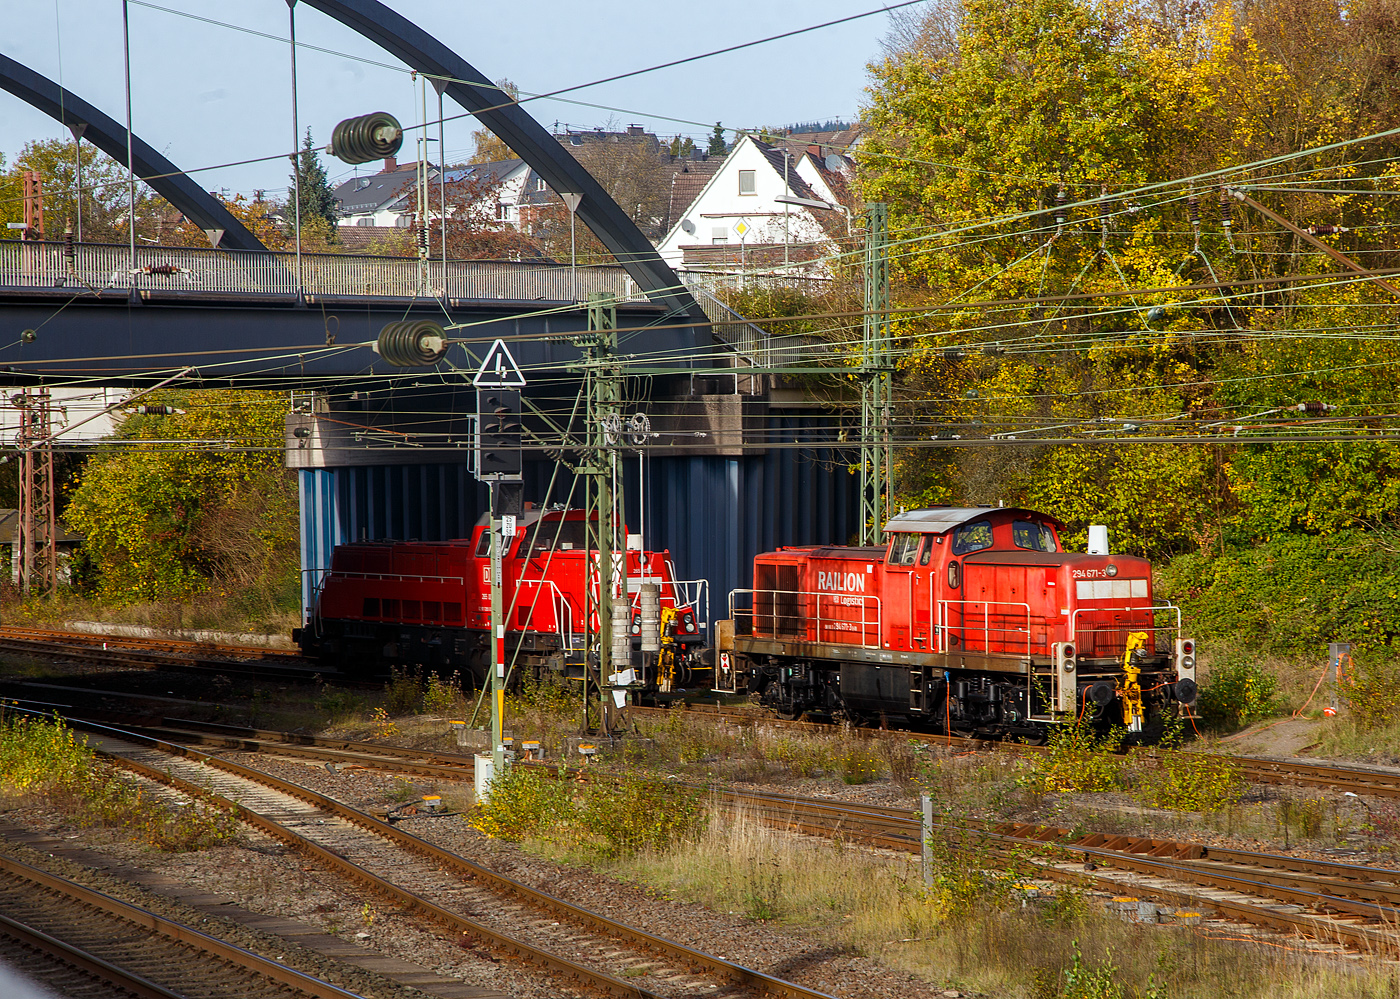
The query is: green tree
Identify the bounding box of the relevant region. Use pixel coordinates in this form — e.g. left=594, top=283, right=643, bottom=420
left=64, top=390, right=298, bottom=616
left=291, top=128, right=338, bottom=237
left=470, top=79, right=520, bottom=164
left=1, top=138, right=160, bottom=243
left=707, top=123, right=727, bottom=156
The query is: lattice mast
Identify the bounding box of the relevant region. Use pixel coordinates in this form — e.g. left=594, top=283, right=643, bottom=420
left=860, top=203, right=892, bottom=546
left=17, top=388, right=57, bottom=596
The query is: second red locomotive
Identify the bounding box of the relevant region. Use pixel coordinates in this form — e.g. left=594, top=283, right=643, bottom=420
left=718, top=506, right=1196, bottom=739
left=297, top=506, right=709, bottom=686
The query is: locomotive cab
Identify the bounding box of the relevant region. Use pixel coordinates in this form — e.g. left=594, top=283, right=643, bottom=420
left=727, top=506, right=1195, bottom=740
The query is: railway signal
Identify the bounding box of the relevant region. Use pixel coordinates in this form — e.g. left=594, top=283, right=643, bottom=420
left=477, top=390, right=522, bottom=476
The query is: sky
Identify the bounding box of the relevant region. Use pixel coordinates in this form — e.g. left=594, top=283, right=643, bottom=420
left=0, top=0, right=910, bottom=199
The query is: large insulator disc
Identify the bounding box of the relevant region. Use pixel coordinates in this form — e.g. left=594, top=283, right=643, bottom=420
left=331, top=112, right=404, bottom=165
left=377, top=320, right=448, bottom=367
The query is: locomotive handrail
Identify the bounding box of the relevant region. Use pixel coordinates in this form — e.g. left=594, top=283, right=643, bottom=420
left=321, top=570, right=467, bottom=585
left=729, top=587, right=883, bottom=649
left=515, top=578, right=578, bottom=652
left=936, top=598, right=1033, bottom=655
left=1069, top=604, right=1181, bottom=657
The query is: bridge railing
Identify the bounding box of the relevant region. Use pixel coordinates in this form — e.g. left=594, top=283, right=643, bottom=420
left=0, top=240, right=646, bottom=304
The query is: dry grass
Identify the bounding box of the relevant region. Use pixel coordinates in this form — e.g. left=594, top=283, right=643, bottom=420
left=613, top=809, right=1400, bottom=999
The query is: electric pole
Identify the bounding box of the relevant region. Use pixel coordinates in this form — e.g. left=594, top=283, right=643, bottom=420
left=16, top=389, right=57, bottom=597
left=860, top=203, right=891, bottom=545
left=570, top=293, right=629, bottom=735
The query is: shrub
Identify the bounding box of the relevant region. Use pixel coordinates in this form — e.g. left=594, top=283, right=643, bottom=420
left=1134, top=750, right=1243, bottom=812
left=1342, top=649, right=1400, bottom=731
left=0, top=712, right=90, bottom=794
left=423, top=671, right=465, bottom=716
left=472, top=765, right=707, bottom=859
left=579, top=770, right=708, bottom=858
left=1032, top=723, right=1124, bottom=794
left=384, top=666, right=425, bottom=715
left=471, top=764, right=575, bottom=841
left=1198, top=657, right=1280, bottom=728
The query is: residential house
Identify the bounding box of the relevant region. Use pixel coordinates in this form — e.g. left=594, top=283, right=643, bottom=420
left=655, top=134, right=855, bottom=279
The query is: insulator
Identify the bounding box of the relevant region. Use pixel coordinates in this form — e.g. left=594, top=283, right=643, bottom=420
left=943, top=349, right=966, bottom=363
left=376, top=320, right=448, bottom=367
left=20, top=329, right=35, bottom=344
left=330, top=112, right=404, bottom=165
left=1187, top=194, right=1200, bottom=225
left=1054, top=186, right=1067, bottom=227
left=639, top=584, right=661, bottom=653
left=63, top=225, right=74, bottom=261
left=1219, top=189, right=1232, bottom=228
left=610, top=597, right=632, bottom=668
left=136, top=404, right=176, bottom=416
left=1296, top=401, right=1332, bottom=414
left=417, top=221, right=430, bottom=252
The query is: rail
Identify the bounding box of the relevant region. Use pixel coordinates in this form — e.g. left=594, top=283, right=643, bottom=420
left=730, top=587, right=883, bottom=649
left=0, top=240, right=647, bottom=303
left=936, top=599, right=1032, bottom=655
left=1069, top=604, right=1181, bottom=657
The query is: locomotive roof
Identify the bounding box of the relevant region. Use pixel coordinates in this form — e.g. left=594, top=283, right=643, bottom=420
left=471, top=507, right=582, bottom=529
left=882, top=506, right=1063, bottom=534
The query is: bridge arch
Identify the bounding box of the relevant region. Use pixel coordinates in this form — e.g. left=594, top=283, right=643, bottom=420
left=302, top=0, right=703, bottom=322
left=0, top=53, right=269, bottom=252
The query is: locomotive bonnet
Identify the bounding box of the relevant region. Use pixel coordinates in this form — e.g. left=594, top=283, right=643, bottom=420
left=719, top=506, right=1196, bottom=739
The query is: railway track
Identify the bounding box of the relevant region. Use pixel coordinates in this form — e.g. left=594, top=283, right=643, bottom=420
left=635, top=703, right=1400, bottom=799
left=0, top=849, right=362, bottom=998
left=15, top=699, right=1400, bottom=962
left=0, top=626, right=348, bottom=686
left=12, top=628, right=1399, bottom=803
left=44, top=711, right=1400, bottom=957
left=66, top=717, right=839, bottom=999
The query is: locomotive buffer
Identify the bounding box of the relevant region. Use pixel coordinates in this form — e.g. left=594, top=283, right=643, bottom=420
left=474, top=338, right=526, bottom=787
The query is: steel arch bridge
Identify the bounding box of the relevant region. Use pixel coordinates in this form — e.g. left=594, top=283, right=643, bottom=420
left=0, top=1, right=861, bottom=620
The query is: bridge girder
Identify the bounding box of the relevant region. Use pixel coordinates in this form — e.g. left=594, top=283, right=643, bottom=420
left=0, top=53, right=268, bottom=252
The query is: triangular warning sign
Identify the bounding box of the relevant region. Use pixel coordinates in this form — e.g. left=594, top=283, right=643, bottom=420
left=472, top=338, right=527, bottom=388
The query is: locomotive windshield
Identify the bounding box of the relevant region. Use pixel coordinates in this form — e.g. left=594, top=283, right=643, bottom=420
left=886, top=533, right=922, bottom=566
left=951, top=520, right=993, bottom=555
left=518, top=518, right=588, bottom=556
left=1012, top=520, right=1057, bottom=552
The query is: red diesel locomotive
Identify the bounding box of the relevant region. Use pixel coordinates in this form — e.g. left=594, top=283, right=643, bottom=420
left=718, top=506, right=1197, bottom=739
left=297, top=507, right=708, bottom=684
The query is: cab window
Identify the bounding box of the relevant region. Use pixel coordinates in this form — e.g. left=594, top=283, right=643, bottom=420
left=951, top=520, right=993, bottom=555
left=1012, top=520, right=1057, bottom=553
left=886, top=533, right=922, bottom=566
left=518, top=518, right=588, bottom=556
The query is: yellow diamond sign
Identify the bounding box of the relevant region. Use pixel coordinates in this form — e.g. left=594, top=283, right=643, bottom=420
left=733, top=219, right=751, bottom=238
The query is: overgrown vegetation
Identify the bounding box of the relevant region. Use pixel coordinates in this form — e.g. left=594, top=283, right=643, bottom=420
left=471, top=764, right=707, bottom=859
left=59, top=389, right=299, bottom=631
left=1196, top=657, right=1282, bottom=729
left=0, top=713, right=240, bottom=851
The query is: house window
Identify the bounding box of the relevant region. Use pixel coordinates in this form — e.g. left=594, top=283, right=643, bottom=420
left=496, top=202, right=511, bottom=221
left=356, top=217, right=374, bottom=227
left=738, top=170, right=756, bottom=195
left=711, top=227, right=728, bottom=245
left=536, top=177, right=547, bottom=192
